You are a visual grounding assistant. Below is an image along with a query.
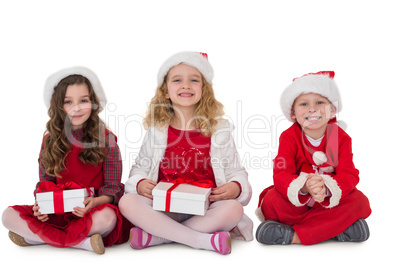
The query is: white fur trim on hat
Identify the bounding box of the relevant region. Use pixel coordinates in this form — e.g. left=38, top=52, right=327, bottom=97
left=44, top=66, right=107, bottom=111
left=157, top=51, right=214, bottom=86
left=280, top=71, right=341, bottom=122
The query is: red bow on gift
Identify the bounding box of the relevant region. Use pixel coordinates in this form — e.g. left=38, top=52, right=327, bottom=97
left=160, top=178, right=214, bottom=212
left=36, top=181, right=94, bottom=214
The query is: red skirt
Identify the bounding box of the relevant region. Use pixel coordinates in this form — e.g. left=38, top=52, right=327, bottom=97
left=11, top=203, right=132, bottom=248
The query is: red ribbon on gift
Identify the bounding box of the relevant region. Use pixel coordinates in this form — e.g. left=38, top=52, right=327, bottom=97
left=160, top=178, right=213, bottom=212
left=37, top=181, right=94, bottom=214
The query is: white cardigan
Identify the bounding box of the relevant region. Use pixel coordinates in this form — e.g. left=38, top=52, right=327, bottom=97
left=125, top=119, right=253, bottom=241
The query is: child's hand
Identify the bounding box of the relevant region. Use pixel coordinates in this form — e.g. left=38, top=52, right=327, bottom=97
left=209, top=182, right=240, bottom=202
left=138, top=179, right=157, bottom=199
left=73, top=196, right=97, bottom=217
left=73, top=195, right=114, bottom=217
left=311, top=185, right=326, bottom=203
left=304, top=174, right=327, bottom=203
left=33, top=201, right=49, bottom=222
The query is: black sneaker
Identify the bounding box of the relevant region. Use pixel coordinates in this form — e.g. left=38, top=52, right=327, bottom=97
left=256, top=221, right=294, bottom=245
left=334, top=219, right=370, bottom=242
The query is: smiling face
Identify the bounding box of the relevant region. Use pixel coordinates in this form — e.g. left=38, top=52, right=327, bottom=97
left=165, top=64, right=203, bottom=113
left=291, top=93, right=336, bottom=139
left=63, top=83, right=92, bottom=130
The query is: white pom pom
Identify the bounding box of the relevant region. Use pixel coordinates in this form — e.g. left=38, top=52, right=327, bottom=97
left=313, top=151, right=327, bottom=165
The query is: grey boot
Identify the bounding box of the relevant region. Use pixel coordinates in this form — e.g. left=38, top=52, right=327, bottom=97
left=256, top=221, right=294, bottom=245
left=334, top=219, right=370, bottom=242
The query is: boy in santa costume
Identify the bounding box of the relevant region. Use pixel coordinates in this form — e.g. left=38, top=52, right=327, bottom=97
left=255, top=71, right=371, bottom=245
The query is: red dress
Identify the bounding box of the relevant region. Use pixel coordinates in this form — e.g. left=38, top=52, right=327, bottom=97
left=158, top=126, right=216, bottom=186
left=11, top=129, right=131, bottom=248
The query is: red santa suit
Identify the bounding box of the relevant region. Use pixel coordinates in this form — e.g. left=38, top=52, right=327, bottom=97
left=257, top=120, right=371, bottom=245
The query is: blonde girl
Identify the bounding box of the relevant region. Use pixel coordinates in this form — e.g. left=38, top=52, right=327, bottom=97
left=119, top=51, right=253, bottom=255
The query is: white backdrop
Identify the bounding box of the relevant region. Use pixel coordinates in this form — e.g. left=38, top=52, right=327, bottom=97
left=1, top=0, right=400, bottom=267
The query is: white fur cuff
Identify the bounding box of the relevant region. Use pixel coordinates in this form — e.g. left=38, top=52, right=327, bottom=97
left=287, top=172, right=310, bottom=207
left=321, top=175, right=342, bottom=208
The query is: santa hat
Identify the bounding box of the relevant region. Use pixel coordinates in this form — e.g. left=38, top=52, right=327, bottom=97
left=280, top=71, right=341, bottom=122
left=157, top=51, right=214, bottom=86
left=44, top=66, right=107, bottom=111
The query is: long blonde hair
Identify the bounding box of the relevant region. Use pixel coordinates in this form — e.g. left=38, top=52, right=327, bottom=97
left=39, top=74, right=108, bottom=178
left=144, top=74, right=224, bottom=137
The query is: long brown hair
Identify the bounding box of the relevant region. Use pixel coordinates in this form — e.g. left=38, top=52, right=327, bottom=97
left=144, top=74, right=224, bottom=137
left=39, top=74, right=108, bottom=178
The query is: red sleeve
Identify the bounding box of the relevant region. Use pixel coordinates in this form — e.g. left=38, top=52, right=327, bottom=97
left=273, top=129, right=300, bottom=199
left=332, top=133, right=360, bottom=198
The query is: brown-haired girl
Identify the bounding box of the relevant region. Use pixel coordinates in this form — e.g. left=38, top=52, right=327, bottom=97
left=2, top=67, right=130, bottom=254
left=119, top=52, right=253, bottom=255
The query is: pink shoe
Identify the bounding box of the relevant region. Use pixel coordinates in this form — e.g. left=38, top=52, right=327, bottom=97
left=129, top=227, right=152, bottom=249
left=211, top=232, right=231, bottom=255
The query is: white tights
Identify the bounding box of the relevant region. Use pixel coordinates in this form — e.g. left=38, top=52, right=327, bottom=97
left=2, top=206, right=117, bottom=252
left=118, top=193, right=244, bottom=251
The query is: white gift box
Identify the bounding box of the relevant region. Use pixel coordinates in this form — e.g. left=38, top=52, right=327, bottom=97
left=36, top=187, right=94, bottom=214
left=152, top=182, right=211, bottom=216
